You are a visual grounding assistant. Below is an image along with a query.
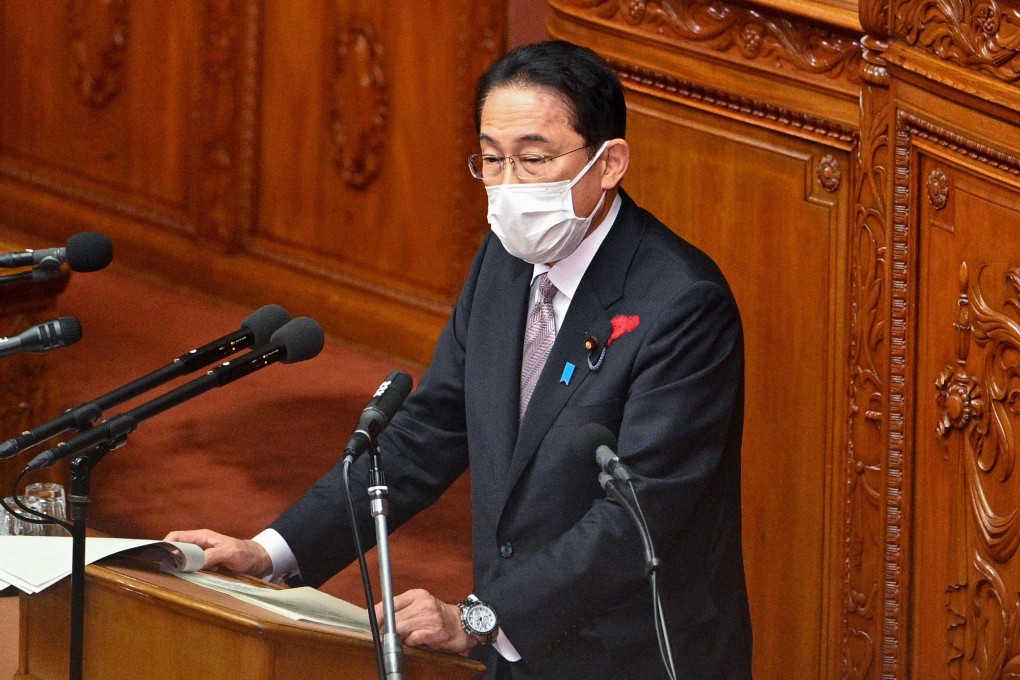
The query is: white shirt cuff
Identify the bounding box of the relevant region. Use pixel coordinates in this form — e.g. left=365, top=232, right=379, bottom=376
left=493, top=627, right=521, bottom=661
left=251, top=528, right=300, bottom=583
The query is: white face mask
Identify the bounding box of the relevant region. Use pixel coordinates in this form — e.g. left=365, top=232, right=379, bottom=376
left=486, top=141, right=609, bottom=265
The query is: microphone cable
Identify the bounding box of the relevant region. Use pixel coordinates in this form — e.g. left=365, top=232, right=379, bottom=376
left=625, top=479, right=677, bottom=680
left=342, top=456, right=386, bottom=680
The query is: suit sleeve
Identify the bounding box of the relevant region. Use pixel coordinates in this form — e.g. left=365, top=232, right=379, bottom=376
left=481, top=278, right=744, bottom=662
left=268, top=237, right=492, bottom=588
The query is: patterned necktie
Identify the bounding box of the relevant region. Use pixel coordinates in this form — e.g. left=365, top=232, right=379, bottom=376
left=520, top=273, right=557, bottom=420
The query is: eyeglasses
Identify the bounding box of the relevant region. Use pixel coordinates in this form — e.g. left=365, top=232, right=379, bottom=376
left=467, top=145, right=593, bottom=181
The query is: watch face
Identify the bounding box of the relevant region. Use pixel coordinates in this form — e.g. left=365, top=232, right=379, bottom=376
left=467, top=604, right=497, bottom=634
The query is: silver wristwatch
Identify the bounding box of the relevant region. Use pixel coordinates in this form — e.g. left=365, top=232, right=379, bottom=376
left=458, top=594, right=498, bottom=644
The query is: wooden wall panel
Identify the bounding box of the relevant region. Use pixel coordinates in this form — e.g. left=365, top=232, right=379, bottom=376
left=880, top=73, right=1020, bottom=678
left=255, top=0, right=495, bottom=304
left=624, top=92, right=850, bottom=680
left=848, top=5, right=1020, bottom=676
left=550, top=1, right=1020, bottom=678
left=547, top=2, right=859, bottom=678
left=911, top=148, right=1020, bottom=680
left=0, top=1, right=507, bottom=364
left=0, top=1, right=202, bottom=231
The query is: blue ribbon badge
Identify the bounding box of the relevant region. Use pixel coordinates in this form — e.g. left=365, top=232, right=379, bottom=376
left=560, top=362, right=575, bottom=385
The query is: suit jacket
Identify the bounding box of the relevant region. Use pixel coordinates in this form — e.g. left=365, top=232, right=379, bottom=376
left=272, top=190, right=752, bottom=679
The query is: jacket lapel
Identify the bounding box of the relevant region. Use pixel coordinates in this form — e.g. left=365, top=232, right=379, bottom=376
left=469, top=252, right=531, bottom=482
left=502, top=191, right=644, bottom=500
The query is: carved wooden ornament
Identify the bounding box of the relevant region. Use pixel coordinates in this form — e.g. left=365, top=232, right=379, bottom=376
left=330, top=21, right=388, bottom=190
left=817, top=155, right=842, bottom=192
left=927, top=167, right=949, bottom=210
left=67, top=0, right=129, bottom=108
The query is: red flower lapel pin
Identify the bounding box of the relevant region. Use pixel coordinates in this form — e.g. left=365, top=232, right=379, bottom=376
left=608, top=315, right=640, bottom=345
left=588, top=315, right=640, bottom=372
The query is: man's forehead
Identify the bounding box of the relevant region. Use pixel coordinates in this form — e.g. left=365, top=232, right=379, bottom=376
left=479, top=85, right=577, bottom=143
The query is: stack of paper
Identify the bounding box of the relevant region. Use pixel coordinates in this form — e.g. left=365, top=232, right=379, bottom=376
left=170, top=569, right=369, bottom=632
left=0, top=535, right=369, bottom=633
left=0, top=536, right=203, bottom=593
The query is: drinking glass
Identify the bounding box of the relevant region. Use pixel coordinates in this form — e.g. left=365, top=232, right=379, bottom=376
left=0, top=501, right=12, bottom=535
left=1, top=496, right=45, bottom=536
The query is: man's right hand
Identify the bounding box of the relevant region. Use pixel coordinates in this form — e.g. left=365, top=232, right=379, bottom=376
left=163, top=529, right=273, bottom=579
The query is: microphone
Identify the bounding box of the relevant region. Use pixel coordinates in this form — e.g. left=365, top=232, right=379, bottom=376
left=23, top=316, right=325, bottom=472
left=0, top=317, right=83, bottom=358
left=574, top=422, right=632, bottom=483
left=0, top=303, right=291, bottom=459
left=344, top=370, right=414, bottom=460
left=0, top=232, right=114, bottom=273
left=575, top=424, right=673, bottom=679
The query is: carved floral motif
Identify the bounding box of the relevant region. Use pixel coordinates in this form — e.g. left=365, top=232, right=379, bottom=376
left=966, top=552, right=1020, bottom=679
left=939, top=262, right=1020, bottom=678
left=896, top=0, right=1020, bottom=84
left=927, top=167, right=950, bottom=210
left=66, top=0, right=129, bottom=107
left=195, top=0, right=258, bottom=249
left=818, top=154, right=843, bottom=192
left=330, top=21, right=388, bottom=190
left=936, top=366, right=983, bottom=435
left=561, top=0, right=863, bottom=83
left=964, top=264, right=1020, bottom=560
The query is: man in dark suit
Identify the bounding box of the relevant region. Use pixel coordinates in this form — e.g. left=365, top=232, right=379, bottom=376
left=169, top=40, right=752, bottom=679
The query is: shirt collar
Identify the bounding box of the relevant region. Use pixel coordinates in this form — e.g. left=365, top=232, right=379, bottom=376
left=531, top=193, right=623, bottom=299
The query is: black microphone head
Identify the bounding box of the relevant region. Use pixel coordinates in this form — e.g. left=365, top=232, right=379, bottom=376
left=572, top=422, right=618, bottom=459
left=272, top=317, right=324, bottom=364
left=65, top=232, right=113, bottom=272
left=374, top=370, right=414, bottom=414
left=241, top=304, right=291, bottom=346
left=55, top=316, right=83, bottom=346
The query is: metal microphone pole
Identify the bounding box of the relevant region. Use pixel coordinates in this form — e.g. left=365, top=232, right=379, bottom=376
left=68, top=443, right=114, bottom=680
left=367, top=443, right=403, bottom=680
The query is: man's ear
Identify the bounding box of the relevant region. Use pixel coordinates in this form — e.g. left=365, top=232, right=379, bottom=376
left=600, top=139, right=630, bottom=190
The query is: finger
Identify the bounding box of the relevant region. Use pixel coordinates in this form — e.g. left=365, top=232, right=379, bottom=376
left=164, top=529, right=220, bottom=548
left=389, top=589, right=425, bottom=612
left=402, top=629, right=434, bottom=649
left=200, top=544, right=236, bottom=569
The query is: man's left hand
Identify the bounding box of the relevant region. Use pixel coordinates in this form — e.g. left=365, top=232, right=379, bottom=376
left=375, top=589, right=477, bottom=654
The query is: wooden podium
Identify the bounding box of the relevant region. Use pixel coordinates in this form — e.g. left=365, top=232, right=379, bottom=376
left=15, top=558, right=484, bottom=680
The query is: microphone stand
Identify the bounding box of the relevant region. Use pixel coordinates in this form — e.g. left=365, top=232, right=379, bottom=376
left=68, top=442, right=115, bottom=680
left=0, top=263, right=61, bottom=285
left=599, top=474, right=676, bottom=680
left=0, top=271, right=33, bottom=285
left=599, top=475, right=659, bottom=577
left=367, top=443, right=403, bottom=680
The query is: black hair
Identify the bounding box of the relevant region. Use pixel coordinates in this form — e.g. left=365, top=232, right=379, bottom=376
left=474, top=40, right=626, bottom=150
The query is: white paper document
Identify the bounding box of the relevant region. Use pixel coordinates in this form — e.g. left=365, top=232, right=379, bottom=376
left=0, top=536, right=204, bottom=594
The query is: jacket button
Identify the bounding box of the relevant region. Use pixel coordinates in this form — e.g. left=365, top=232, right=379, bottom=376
left=499, top=542, right=514, bottom=558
